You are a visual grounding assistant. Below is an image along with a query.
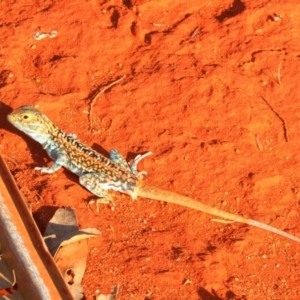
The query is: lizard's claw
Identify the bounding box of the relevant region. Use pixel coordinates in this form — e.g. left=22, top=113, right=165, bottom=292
left=88, top=196, right=116, bottom=213
left=130, top=152, right=152, bottom=176
left=35, top=167, right=53, bottom=174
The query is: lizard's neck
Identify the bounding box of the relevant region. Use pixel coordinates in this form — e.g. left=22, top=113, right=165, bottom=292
left=28, top=119, right=62, bottom=146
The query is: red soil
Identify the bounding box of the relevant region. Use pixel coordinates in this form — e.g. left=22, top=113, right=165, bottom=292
left=1, top=0, right=300, bottom=299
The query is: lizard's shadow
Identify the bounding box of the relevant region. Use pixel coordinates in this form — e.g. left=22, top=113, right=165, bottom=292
left=197, top=287, right=247, bottom=300
left=33, top=205, right=58, bottom=234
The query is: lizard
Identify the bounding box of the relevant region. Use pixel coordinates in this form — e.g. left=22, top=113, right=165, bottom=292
left=7, top=105, right=300, bottom=243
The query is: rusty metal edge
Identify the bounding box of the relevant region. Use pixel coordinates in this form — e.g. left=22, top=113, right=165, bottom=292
left=0, top=152, right=74, bottom=300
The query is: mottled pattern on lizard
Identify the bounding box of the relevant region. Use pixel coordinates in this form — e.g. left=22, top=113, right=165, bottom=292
left=7, top=105, right=300, bottom=243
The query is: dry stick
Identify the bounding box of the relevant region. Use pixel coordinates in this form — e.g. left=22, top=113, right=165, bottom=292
left=255, top=134, right=263, bottom=151
left=191, top=26, right=199, bottom=37
left=260, top=95, right=288, bottom=142
left=277, top=60, right=283, bottom=85
left=89, top=75, right=126, bottom=129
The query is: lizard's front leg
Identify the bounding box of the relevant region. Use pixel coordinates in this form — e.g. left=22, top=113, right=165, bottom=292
left=35, top=157, right=65, bottom=173
left=79, top=173, right=115, bottom=212
left=35, top=146, right=69, bottom=174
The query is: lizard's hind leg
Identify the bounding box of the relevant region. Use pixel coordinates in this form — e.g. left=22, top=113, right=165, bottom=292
left=109, top=149, right=152, bottom=177
left=130, top=152, right=152, bottom=177
left=79, top=173, right=115, bottom=212
left=109, top=149, right=131, bottom=170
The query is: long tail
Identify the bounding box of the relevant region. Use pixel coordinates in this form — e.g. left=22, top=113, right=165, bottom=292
left=136, top=184, right=300, bottom=243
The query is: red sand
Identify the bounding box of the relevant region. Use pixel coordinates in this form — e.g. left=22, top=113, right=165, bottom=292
left=1, top=1, right=300, bottom=299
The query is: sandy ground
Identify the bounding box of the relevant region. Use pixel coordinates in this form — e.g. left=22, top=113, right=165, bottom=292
left=1, top=0, right=300, bottom=299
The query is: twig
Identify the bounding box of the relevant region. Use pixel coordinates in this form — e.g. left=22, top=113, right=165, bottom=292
left=277, top=60, right=282, bottom=85
left=190, top=26, right=199, bottom=38
left=88, top=75, right=126, bottom=129
left=152, top=23, right=166, bottom=27
left=260, top=95, right=288, bottom=142
left=255, top=134, right=263, bottom=151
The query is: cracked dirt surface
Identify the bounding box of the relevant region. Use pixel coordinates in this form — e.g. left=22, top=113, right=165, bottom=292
left=1, top=0, right=300, bottom=299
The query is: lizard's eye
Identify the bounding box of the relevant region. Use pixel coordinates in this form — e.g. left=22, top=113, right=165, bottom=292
left=22, top=115, right=29, bottom=119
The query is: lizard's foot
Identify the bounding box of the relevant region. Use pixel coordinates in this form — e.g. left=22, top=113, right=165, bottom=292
left=88, top=196, right=115, bottom=213
left=35, top=161, right=63, bottom=174
left=109, top=149, right=151, bottom=177
left=130, top=152, right=152, bottom=177
left=35, top=166, right=55, bottom=174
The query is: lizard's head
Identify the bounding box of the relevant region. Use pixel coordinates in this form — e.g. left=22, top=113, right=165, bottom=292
left=7, top=105, right=56, bottom=144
